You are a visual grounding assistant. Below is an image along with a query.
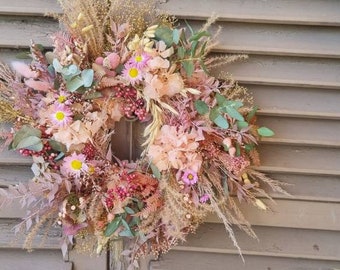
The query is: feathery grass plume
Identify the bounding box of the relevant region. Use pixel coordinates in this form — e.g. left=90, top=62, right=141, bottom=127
left=58, top=0, right=111, bottom=59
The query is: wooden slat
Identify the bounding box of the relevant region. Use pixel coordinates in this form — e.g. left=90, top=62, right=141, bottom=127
left=0, top=219, right=61, bottom=249
left=206, top=199, right=340, bottom=231
left=1, top=0, right=340, bottom=27
left=217, top=55, right=340, bottom=89
left=263, top=173, right=340, bottom=203
left=248, top=85, right=340, bottom=116
left=178, top=223, right=340, bottom=261
left=159, top=0, right=340, bottom=26
left=0, top=0, right=61, bottom=16
left=257, top=116, right=340, bottom=146
left=187, top=21, right=340, bottom=58
left=0, top=16, right=57, bottom=48
left=2, top=198, right=340, bottom=231
left=259, top=144, right=340, bottom=172
left=0, top=249, right=72, bottom=270
left=150, top=250, right=340, bottom=270
left=0, top=166, right=32, bottom=187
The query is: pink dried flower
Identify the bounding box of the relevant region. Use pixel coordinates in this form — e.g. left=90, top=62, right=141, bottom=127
left=50, top=104, right=73, bottom=127
left=122, top=63, right=143, bottom=85
left=55, top=91, right=71, bottom=105
left=128, top=52, right=150, bottom=69
left=199, top=194, right=210, bottom=203
left=61, top=152, right=88, bottom=178
left=182, top=169, right=198, bottom=185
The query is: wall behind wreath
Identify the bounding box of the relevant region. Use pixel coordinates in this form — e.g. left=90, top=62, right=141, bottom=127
left=0, top=0, right=339, bottom=269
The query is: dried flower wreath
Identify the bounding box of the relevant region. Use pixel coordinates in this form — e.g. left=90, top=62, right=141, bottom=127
left=0, top=0, right=287, bottom=267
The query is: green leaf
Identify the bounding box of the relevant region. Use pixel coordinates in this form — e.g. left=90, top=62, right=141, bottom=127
left=49, top=140, right=67, bottom=153
left=189, top=31, right=210, bottom=42
left=182, top=60, right=194, bottom=77
left=225, top=106, right=244, bottom=121
left=66, top=76, right=84, bottom=92
left=16, top=136, right=43, bottom=151
left=150, top=163, right=161, bottom=180
left=55, top=152, right=65, bottom=161
left=81, top=69, right=94, bottom=87
left=237, top=121, right=249, bottom=130
left=154, top=26, right=173, bottom=47
left=124, top=207, right=135, bottom=215
left=190, top=40, right=198, bottom=57
left=247, top=105, right=258, bottom=122
left=199, top=59, right=208, bottom=74
left=104, top=216, right=122, bottom=237
left=172, top=29, right=180, bottom=44
left=119, top=219, right=134, bottom=237
left=119, top=229, right=134, bottom=237
left=185, top=20, right=194, bottom=35
left=11, top=126, right=41, bottom=150
left=257, top=127, right=275, bottom=137
left=194, top=100, right=209, bottom=115
left=215, top=93, right=226, bottom=106
left=245, top=144, right=255, bottom=152
left=53, top=59, right=63, bottom=73
left=177, top=47, right=185, bottom=59
left=214, top=115, right=229, bottom=129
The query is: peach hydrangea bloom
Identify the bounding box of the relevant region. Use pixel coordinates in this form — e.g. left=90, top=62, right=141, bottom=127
left=147, top=125, right=202, bottom=172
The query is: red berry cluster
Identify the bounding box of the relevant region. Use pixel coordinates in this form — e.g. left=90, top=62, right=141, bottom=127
left=82, top=143, right=96, bottom=160
left=19, top=141, right=59, bottom=170
left=105, top=171, right=138, bottom=207
left=113, top=84, right=147, bottom=121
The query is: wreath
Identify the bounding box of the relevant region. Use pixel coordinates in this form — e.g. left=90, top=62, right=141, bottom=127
left=0, top=0, right=287, bottom=267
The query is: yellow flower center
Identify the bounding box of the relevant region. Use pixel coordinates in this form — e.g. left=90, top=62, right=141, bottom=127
left=128, top=68, right=139, bottom=78
left=135, top=55, right=142, bottom=62
left=71, top=160, right=82, bottom=170
left=58, top=95, right=66, bottom=103
left=88, top=166, right=95, bottom=174
left=188, top=174, right=194, bottom=180
left=55, top=111, right=65, bottom=121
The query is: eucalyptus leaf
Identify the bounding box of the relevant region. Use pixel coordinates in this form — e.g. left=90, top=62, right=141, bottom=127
left=213, top=115, right=229, bottom=129
left=172, top=29, right=180, bottom=44
left=150, top=163, right=161, bottom=180
left=257, top=127, right=275, bottom=137
left=53, top=59, right=63, bottom=73
left=104, top=216, right=122, bottom=237
left=81, top=69, right=94, bottom=87
left=215, top=93, right=226, bottom=106
left=49, top=140, right=67, bottom=153
left=194, top=100, right=209, bottom=115
left=154, top=26, right=173, bottom=47
left=209, top=107, right=220, bottom=122
left=247, top=105, right=258, bottom=122
left=11, top=125, right=41, bottom=150
left=120, top=219, right=134, bottom=237
left=237, top=121, right=249, bottom=129
left=55, top=152, right=65, bottom=161
left=66, top=76, right=84, bottom=92
left=119, top=229, right=134, bottom=237
left=124, top=207, right=135, bottom=215
left=225, top=106, right=244, bottom=121
left=16, top=136, right=43, bottom=151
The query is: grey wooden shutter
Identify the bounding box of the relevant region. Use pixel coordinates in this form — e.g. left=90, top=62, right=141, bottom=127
left=0, top=1, right=339, bottom=270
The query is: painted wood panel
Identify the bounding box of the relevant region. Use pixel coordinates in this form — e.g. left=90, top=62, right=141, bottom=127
left=150, top=251, right=340, bottom=270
